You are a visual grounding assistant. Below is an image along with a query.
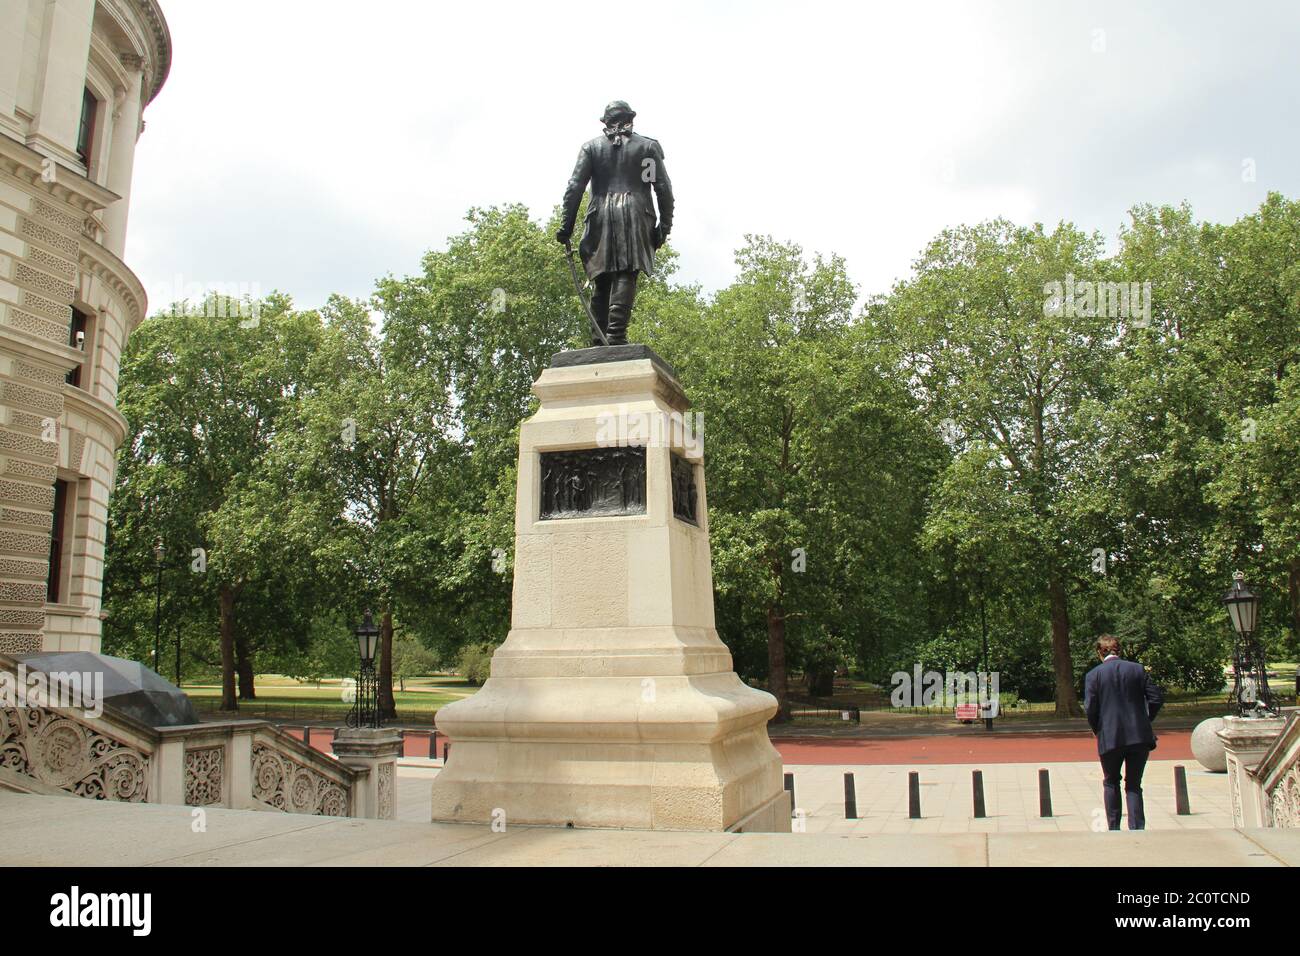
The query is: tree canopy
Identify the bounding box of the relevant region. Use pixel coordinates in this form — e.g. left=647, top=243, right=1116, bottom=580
left=104, top=193, right=1300, bottom=720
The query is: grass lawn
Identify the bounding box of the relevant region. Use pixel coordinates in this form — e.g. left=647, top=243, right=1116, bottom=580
left=183, top=674, right=477, bottom=722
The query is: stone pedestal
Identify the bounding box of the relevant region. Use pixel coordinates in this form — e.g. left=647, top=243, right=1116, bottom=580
left=333, top=727, right=402, bottom=820
left=1219, top=715, right=1287, bottom=828
left=430, top=347, right=788, bottom=831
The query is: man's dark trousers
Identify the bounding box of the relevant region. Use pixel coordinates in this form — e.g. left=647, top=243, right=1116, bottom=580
left=1100, top=744, right=1150, bottom=830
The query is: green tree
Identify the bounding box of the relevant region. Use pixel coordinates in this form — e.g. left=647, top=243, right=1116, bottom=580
left=106, top=294, right=323, bottom=708
left=1072, top=202, right=1229, bottom=687
left=1199, top=194, right=1300, bottom=653
left=279, top=610, right=360, bottom=687
left=872, top=220, right=1117, bottom=715
left=278, top=294, right=457, bottom=720
left=640, top=236, right=934, bottom=719
left=392, top=632, right=439, bottom=692
left=373, top=206, right=581, bottom=664
left=456, top=641, right=495, bottom=686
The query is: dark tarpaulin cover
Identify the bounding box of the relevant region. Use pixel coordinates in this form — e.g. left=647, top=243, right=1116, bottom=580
left=15, top=651, right=199, bottom=728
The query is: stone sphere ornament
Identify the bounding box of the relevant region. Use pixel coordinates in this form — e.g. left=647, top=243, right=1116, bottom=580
left=1191, top=716, right=1229, bottom=772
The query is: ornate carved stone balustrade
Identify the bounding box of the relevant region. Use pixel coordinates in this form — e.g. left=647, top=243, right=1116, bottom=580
left=0, top=654, right=387, bottom=819
left=153, top=721, right=357, bottom=817
left=0, top=699, right=153, bottom=801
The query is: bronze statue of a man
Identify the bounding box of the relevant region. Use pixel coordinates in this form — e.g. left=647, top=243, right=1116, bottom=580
left=556, top=100, right=674, bottom=346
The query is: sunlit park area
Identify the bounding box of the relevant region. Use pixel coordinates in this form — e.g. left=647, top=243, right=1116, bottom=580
left=183, top=675, right=474, bottom=723
left=176, top=669, right=1296, bottom=730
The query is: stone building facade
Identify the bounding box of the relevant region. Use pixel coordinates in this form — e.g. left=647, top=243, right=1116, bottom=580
left=0, top=0, right=169, bottom=654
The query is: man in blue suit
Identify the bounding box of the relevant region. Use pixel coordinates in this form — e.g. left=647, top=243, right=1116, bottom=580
left=1084, top=635, right=1164, bottom=830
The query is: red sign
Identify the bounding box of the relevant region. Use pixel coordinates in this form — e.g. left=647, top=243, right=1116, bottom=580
left=955, top=704, right=979, bottom=720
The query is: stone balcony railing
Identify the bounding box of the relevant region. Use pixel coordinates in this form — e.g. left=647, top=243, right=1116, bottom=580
left=1220, top=707, right=1299, bottom=829
left=1249, top=711, right=1300, bottom=828
left=0, top=654, right=399, bottom=819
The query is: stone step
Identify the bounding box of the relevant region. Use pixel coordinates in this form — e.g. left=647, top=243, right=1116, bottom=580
left=2, top=791, right=1296, bottom=867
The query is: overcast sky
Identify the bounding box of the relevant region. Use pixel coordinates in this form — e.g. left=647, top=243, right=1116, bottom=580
left=126, top=0, right=1300, bottom=314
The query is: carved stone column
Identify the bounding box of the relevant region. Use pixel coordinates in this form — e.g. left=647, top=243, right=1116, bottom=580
left=100, top=56, right=144, bottom=257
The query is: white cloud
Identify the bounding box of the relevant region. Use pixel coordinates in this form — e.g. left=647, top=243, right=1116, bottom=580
left=127, top=0, right=1300, bottom=312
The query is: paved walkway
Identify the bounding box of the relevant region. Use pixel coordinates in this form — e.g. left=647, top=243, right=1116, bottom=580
left=394, top=758, right=1227, bottom=831
left=0, top=791, right=1292, bottom=867
left=777, top=760, right=1229, bottom=833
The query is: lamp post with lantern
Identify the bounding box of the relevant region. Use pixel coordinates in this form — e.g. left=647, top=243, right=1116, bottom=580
left=1222, top=571, right=1276, bottom=717
left=152, top=538, right=165, bottom=674
left=347, top=611, right=383, bottom=729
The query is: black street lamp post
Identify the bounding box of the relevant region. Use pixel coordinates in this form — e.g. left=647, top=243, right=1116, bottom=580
left=1222, top=571, right=1276, bottom=717
left=347, top=611, right=383, bottom=729
left=152, top=538, right=164, bottom=675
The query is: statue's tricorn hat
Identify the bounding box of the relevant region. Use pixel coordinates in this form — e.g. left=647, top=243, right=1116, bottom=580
left=600, top=100, right=635, bottom=123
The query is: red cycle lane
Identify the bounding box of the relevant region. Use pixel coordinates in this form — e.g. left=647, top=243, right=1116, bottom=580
left=772, top=730, right=1193, bottom=765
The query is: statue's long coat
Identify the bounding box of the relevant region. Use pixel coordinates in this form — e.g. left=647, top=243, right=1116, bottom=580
left=560, top=131, right=674, bottom=281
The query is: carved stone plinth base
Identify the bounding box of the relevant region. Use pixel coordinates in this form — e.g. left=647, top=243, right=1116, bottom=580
left=431, top=350, right=788, bottom=831
left=333, top=727, right=401, bottom=820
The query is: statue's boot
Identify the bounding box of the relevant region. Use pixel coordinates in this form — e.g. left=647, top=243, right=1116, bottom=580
left=606, top=271, right=638, bottom=346
left=591, top=274, right=612, bottom=346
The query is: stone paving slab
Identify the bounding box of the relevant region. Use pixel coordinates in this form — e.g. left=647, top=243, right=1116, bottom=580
left=1237, top=829, right=1300, bottom=866
left=427, top=825, right=736, bottom=868
left=987, top=830, right=1286, bottom=867
left=156, top=816, right=507, bottom=867
left=4, top=791, right=1297, bottom=867
left=0, top=794, right=341, bottom=866
left=775, top=760, right=1232, bottom=833
left=702, top=832, right=989, bottom=867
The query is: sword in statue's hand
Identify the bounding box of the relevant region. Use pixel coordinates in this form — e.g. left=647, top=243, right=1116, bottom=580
left=563, top=239, right=610, bottom=347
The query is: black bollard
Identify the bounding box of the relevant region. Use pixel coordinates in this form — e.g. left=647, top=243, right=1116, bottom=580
left=844, top=772, right=858, bottom=819
left=302, top=727, right=311, bottom=750
left=908, top=771, right=921, bottom=819
left=972, top=770, right=986, bottom=818
left=429, top=730, right=437, bottom=759
left=1174, top=765, right=1191, bottom=815
left=1038, top=768, right=1052, bottom=817
left=443, top=741, right=451, bottom=761
left=784, top=772, right=795, bottom=816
